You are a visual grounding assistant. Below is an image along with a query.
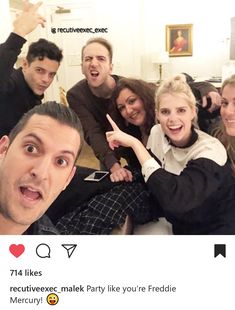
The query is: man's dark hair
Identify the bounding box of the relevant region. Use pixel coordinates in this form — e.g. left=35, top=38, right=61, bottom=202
left=26, top=39, right=63, bottom=64
left=9, top=102, right=83, bottom=161
left=81, top=37, right=113, bottom=62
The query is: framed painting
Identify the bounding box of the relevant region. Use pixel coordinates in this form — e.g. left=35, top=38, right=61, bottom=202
left=166, top=24, right=193, bottom=57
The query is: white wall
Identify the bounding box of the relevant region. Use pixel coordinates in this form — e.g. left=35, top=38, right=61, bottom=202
left=40, top=0, right=142, bottom=99
left=93, top=0, right=142, bottom=79
left=141, top=0, right=233, bottom=81
left=0, top=0, right=11, bottom=42
left=5, top=0, right=233, bottom=99
left=43, top=0, right=233, bottom=87
left=43, top=0, right=142, bottom=88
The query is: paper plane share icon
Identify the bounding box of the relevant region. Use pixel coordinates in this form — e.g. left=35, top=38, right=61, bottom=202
left=61, top=244, right=77, bottom=258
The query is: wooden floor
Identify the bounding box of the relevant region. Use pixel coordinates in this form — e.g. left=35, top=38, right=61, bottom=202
left=77, top=142, right=127, bottom=170
left=76, top=142, right=99, bottom=169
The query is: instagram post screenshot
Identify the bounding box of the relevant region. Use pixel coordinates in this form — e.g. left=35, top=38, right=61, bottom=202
left=1, top=0, right=235, bottom=308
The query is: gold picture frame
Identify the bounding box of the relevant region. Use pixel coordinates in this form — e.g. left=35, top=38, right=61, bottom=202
left=166, top=24, right=193, bottom=57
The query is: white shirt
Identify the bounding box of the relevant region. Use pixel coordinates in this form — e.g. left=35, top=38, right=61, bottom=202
left=142, top=124, right=227, bottom=181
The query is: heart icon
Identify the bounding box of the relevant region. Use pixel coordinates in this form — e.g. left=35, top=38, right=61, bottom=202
left=9, top=244, right=25, bottom=258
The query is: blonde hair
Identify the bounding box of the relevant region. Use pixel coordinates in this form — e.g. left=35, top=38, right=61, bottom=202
left=155, top=75, right=197, bottom=124
left=213, top=74, right=235, bottom=174
left=221, top=74, right=235, bottom=93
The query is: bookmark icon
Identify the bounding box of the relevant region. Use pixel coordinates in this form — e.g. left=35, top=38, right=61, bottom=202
left=214, top=244, right=226, bottom=258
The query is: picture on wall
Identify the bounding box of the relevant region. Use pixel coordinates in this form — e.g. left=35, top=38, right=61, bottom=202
left=166, top=24, right=193, bottom=57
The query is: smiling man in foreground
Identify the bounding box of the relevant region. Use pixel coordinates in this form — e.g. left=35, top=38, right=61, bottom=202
left=0, top=101, right=82, bottom=235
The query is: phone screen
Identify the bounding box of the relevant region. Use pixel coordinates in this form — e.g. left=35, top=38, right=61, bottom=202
left=93, top=172, right=108, bottom=180
left=84, top=171, right=109, bottom=182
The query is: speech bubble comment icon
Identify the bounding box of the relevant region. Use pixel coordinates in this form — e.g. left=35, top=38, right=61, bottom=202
left=36, top=243, right=51, bottom=258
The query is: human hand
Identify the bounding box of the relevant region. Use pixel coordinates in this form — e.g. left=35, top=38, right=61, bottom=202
left=106, top=114, right=136, bottom=149
left=13, top=1, right=46, bottom=37
left=202, top=91, right=221, bottom=113
left=110, top=163, right=133, bottom=182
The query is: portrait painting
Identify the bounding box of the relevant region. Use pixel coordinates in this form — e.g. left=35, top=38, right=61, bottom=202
left=166, top=24, right=193, bottom=57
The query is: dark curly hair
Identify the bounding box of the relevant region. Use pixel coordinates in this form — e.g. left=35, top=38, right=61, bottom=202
left=111, top=78, right=157, bottom=135
left=26, top=39, right=63, bottom=64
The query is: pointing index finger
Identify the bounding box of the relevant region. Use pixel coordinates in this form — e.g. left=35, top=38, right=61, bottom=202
left=106, top=114, right=119, bottom=131
left=30, top=1, right=43, bottom=12
left=22, top=0, right=30, bottom=11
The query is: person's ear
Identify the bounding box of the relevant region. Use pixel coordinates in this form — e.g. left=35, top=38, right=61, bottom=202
left=62, top=166, right=77, bottom=191
left=110, top=63, right=113, bottom=73
left=191, top=106, right=197, bottom=120
left=81, top=61, right=85, bottom=75
left=21, top=58, right=29, bottom=71
left=0, top=136, right=10, bottom=156
left=155, top=109, right=160, bottom=122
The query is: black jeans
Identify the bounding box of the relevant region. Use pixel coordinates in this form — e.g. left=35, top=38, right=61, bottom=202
left=46, top=166, right=117, bottom=224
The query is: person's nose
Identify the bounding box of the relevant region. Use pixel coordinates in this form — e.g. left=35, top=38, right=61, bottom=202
left=168, top=111, right=177, bottom=122
left=125, top=105, right=133, bottom=115
left=29, top=157, right=52, bottom=181
left=90, top=57, right=99, bottom=67
left=41, top=73, right=52, bottom=85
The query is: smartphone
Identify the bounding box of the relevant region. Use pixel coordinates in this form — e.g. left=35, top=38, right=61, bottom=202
left=84, top=171, right=109, bottom=182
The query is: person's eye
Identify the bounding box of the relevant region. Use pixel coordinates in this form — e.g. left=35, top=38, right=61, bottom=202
left=117, top=105, right=124, bottom=112
left=56, top=158, right=68, bottom=167
left=160, top=109, right=169, bottom=115
left=49, top=72, right=56, bottom=79
left=97, top=56, right=106, bottom=62
left=84, top=57, right=92, bottom=62
left=178, top=108, right=186, bottom=113
left=128, top=98, right=136, bottom=105
left=25, top=144, right=37, bottom=154
left=221, top=100, right=228, bottom=107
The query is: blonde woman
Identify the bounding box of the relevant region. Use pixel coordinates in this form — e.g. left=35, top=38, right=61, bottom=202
left=106, top=75, right=235, bottom=235
left=214, top=75, right=235, bottom=174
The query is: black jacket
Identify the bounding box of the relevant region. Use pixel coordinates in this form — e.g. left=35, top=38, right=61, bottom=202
left=0, top=33, right=42, bottom=136
left=144, top=125, right=235, bottom=235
